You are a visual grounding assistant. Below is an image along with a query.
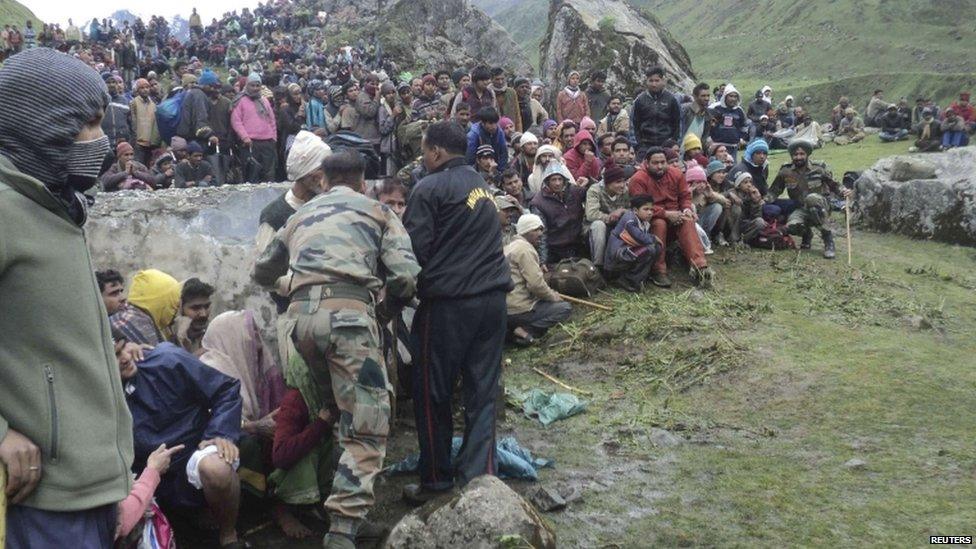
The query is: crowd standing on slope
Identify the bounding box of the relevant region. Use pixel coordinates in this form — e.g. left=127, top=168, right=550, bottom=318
left=1, top=4, right=975, bottom=548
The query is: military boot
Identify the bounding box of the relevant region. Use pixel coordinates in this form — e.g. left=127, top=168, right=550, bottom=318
left=800, top=228, right=813, bottom=249
left=821, top=229, right=836, bottom=259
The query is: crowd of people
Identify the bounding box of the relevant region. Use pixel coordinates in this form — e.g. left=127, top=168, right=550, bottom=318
left=2, top=3, right=976, bottom=548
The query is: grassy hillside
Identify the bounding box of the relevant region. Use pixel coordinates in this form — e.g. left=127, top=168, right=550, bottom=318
left=636, top=0, right=976, bottom=81
left=477, top=0, right=976, bottom=115
left=0, top=0, right=41, bottom=31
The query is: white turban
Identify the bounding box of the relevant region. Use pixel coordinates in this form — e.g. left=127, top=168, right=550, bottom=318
left=287, top=131, right=332, bottom=181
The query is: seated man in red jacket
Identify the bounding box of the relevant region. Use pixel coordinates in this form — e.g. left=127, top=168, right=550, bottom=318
left=628, top=147, right=714, bottom=288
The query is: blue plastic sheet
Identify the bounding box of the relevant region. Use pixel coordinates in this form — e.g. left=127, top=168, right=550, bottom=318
left=384, top=436, right=553, bottom=481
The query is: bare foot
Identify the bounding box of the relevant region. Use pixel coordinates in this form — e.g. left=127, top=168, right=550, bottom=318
left=513, top=326, right=531, bottom=339
left=274, top=503, right=312, bottom=539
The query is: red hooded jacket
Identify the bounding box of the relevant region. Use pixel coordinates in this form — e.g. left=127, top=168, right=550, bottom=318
left=562, top=130, right=602, bottom=181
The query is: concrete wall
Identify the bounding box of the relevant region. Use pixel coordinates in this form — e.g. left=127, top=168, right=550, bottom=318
left=86, top=184, right=290, bottom=330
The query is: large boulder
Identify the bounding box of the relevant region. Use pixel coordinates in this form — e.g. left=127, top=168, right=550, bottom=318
left=359, top=0, right=533, bottom=76
left=539, top=0, right=695, bottom=103
left=855, top=147, right=976, bottom=246
left=86, top=184, right=288, bottom=330
left=385, top=475, right=557, bottom=549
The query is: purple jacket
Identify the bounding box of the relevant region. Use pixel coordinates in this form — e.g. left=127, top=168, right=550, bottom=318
left=231, top=94, right=277, bottom=141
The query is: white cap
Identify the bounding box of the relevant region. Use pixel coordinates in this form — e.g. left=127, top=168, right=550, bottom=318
left=516, top=213, right=545, bottom=235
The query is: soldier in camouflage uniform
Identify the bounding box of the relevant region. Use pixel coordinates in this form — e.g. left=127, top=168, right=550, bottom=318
left=252, top=150, right=420, bottom=549
left=766, top=140, right=852, bottom=259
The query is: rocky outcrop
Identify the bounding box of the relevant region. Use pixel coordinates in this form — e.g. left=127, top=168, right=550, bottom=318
left=855, top=147, right=976, bottom=246
left=539, top=0, right=695, bottom=102
left=86, top=184, right=288, bottom=330
left=356, top=0, right=533, bottom=75
left=385, top=475, right=557, bottom=549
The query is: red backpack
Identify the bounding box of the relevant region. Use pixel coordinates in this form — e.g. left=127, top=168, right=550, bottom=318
left=753, top=219, right=796, bottom=250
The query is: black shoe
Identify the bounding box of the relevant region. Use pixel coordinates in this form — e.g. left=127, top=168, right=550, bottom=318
left=613, top=278, right=641, bottom=293
left=650, top=272, right=673, bottom=288
left=800, top=229, right=813, bottom=249
left=403, top=483, right=451, bottom=506
left=821, top=229, right=836, bottom=259
left=691, top=266, right=715, bottom=289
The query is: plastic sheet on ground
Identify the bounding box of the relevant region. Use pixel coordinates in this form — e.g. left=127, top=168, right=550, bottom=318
left=519, top=388, right=588, bottom=426
left=384, top=436, right=554, bottom=481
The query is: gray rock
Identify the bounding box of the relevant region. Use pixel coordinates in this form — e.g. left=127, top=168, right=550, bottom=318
left=539, top=0, right=695, bottom=103
left=906, top=315, right=933, bottom=330
left=844, top=458, right=867, bottom=470
left=855, top=147, right=976, bottom=245
left=529, top=486, right=567, bottom=512
left=86, top=183, right=291, bottom=338
left=385, top=475, right=557, bottom=549
left=376, top=0, right=532, bottom=76
left=648, top=428, right=684, bottom=448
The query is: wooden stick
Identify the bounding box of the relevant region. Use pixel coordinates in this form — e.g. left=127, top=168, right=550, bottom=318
left=557, top=293, right=613, bottom=312
left=845, top=195, right=853, bottom=266
left=1, top=463, right=6, bottom=549
left=533, top=367, right=593, bottom=396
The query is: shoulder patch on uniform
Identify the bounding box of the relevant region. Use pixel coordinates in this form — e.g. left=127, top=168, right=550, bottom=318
left=466, top=187, right=494, bottom=210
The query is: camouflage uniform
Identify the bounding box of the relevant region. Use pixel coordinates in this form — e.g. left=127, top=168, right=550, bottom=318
left=767, top=160, right=841, bottom=254
left=252, top=185, right=420, bottom=537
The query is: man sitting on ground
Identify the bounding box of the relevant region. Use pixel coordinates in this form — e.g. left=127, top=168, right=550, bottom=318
left=111, top=269, right=182, bottom=346
left=173, top=277, right=215, bottom=356
left=97, top=269, right=128, bottom=315
left=120, top=340, right=244, bottom=549
left=513, top=131, right=539, bottom=185
left=584, top=165, right=630, bottom=269
left=530, top=162, right=586, bottom=265
left=834, top=108, right=866, bottom=146
left=628, top=147, right=713, bottom=288
left=474, top=144, right=500, bottom=188
left=912, top=107, right=942, bottom=152
left=504, top=214, right=571, bottom=345
left=766, top=140, right=850, bottom=259
left=175, top=142, right=215, bottom=188
left=101, top=141, right=156, bottom=191
left=501, top=167, right=531, bottom=206
left=607, top=136, right=637, bottom=179
left=878, top=104, right=909, bottom=142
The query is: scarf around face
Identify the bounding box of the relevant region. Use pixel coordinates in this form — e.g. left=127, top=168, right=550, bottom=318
left=0, top=48, right=109, bottom=194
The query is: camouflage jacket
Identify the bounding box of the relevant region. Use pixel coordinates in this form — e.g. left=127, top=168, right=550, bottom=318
left=252, top=185, right=420, bottom=302
left=766, top=161, right=838, bottom=204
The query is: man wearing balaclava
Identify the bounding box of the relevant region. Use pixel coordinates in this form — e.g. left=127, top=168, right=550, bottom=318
left=0, top=48, right=135, bottom=548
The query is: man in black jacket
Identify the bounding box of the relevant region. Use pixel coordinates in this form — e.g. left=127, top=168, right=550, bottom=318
left=401, top=121, right=512, bottom=504
left=631, top=66, right=681, bottom=160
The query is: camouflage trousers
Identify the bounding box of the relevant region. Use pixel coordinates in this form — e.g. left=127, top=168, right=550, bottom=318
left=291, top=297, right=391, bottom=536
left=786, top=193, right=830, bottom=234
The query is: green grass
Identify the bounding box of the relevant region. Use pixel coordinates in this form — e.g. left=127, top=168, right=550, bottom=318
left=0, top=0, right=42, bottom=32
left=499, top=142, right=976, bottom=546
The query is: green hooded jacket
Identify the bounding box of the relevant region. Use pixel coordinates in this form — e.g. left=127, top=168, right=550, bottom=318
left=0, top=156, right=134, bottom=511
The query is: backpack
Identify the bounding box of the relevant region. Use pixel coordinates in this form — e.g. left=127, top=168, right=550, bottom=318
left=155, top=90, right=185, bottom=144
left=546, top=258, right=606, bottom=298
left=325, top=131, right=381, bottom=179
left=752, top=220, right=796, bottom=250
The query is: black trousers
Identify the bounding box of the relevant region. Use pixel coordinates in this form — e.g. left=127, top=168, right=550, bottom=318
left=411, top=290, right=507, bottom=491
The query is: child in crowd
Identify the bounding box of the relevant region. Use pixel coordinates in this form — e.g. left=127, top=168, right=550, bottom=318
left=604, top=194, right=663, bottom=292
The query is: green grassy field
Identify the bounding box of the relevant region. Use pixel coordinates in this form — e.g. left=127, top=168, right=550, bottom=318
left=497, top=139, right=976, bottom=546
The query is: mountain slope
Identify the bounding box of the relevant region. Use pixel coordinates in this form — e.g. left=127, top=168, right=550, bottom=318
left=0, top=0, right=42, bottom=32
left=628, top=0, right=976, bottom=81
left=477, top=0, right=976, bottom=84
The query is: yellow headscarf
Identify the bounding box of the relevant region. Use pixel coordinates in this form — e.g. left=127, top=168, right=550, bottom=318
left=127, top=269, right=182, bottom=336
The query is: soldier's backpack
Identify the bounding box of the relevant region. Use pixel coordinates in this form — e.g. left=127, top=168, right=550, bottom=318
left=546, top=258, right=606, bottom=298
left=325, top=131, right=382, bottom=179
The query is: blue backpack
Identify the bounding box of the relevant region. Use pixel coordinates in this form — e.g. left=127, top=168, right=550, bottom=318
left=156, top=90, right=185, bottom=144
